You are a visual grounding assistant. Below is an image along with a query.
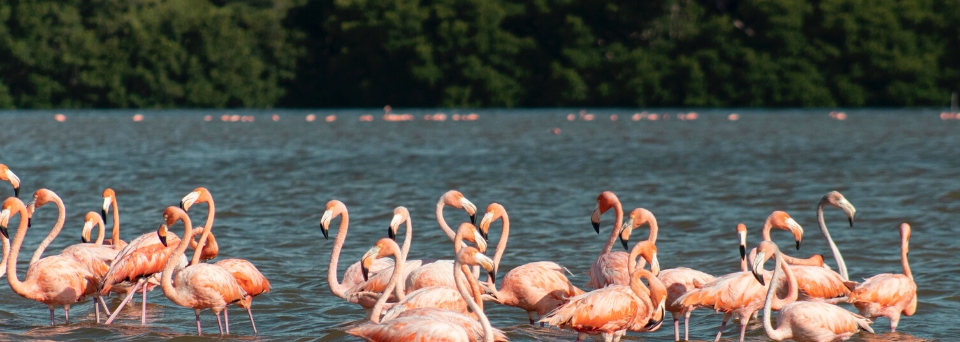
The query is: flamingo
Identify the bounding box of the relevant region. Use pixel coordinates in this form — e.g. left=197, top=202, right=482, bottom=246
left=847, top=222, right=917, bottom=332
left=816, top=191, right=857, bottom=280
left=156, top=206, right=245, bottom=335
left=540, top=240, right=666, bottom=342
left=100, top=188, right=127, bottom=249
left=180, top=187, right=271, bottom=334
left=321, top=199, right=395, bottom=304
left=376, top=223, right=488, bottom=318
left=479, top=203, right=585, bottom=325
left=1, top=197, right=98, bottom=325
left=675, top=214, right=804, bottom=342
left=347, top=239, right=502, bottom=342
left=753, top=240, right=874, bottom=341
left=587, top=191, right=633, bottom=289
left=0, top=164, right=20, bottom=197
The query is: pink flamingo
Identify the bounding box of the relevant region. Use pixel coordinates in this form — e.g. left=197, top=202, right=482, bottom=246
left=815, top=191, right=857, bottom=280
left=347, top=239, right=502, bottom=342
left=753, top=240, right=874, bottom=341
left=156, top=206, right=245, bottom=335
left=479, top=203, right=585, bottom=325
left=0, top=164, right=20, bottom=197
left=587, top=191, right=633, bottom=288
left=675, top=213, right=804, bottom=342
left=1, top=197, right=98, bottom=325
left=540, top=240, right=667, bottom=342
left=181, top=187, right=271, bottom=334
left=377, top=223, right=487, bottom=318
left=321, top=199, right=394, bottom=305
left=100, top=188, right=128, bottom=249
left=847, top=222, right=917, bottom=332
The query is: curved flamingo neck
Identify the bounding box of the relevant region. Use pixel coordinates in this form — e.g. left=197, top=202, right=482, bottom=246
left=490, top=210, right=509, bottom=283
left=818, top=200, right=848, bottom=280
left=647, top=216, right=659, bottom=243
left=161, top=212, right=195, bottom=308
left=436, top=198, right=456, bottom=241
left=7, top=205, right=35, bottom=300
left=328, top=210, right=350, bottom=299
left=762, top=252, right=794, bottom=340
left=901, top=233, right=912, bottom=280
left=770, top=252, right=799, bottom=309
left=110, top=197, right=121, bottom=249
left=368, top=249, right=405, bottom=324
left=94, top=217, right=106, bottom=245
left=401, top=217, right=412, bottom=261
left=454, top=257, right=494, bottom=342
left=600, top=200, right=624, bottom=256
left=740, top=256, right=748, bottom=272
left=190, top=197, right=215, bottom=265
left=761, top=219, right=774, bottom=242
left=30, top=195, right=66, bottom=264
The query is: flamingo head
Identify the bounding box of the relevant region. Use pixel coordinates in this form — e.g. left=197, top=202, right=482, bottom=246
left=823, top=191, right=856, bottom=226
left=320, top=200, right=346, bottom=240
left=751, top=241, right=780, bottom=285
left=736, top=223, right=748, bottom=260
left=900, top=222, right=911, bottom=254
left=31, top=189, right=58, bottom=209
left=442, top=190, right=477, bottom=226
left=180, top=187, right=211, bottom=212
left=387, top=206, right=410, bottom=240
left=629, top=240, right=660, bottom=276
left=360, top=238, right=401, bottom=281
left=620, top=208, right=655, bottom=251
left=768, top=211, right=803, bottom=250
left=0, top=197, right=27, bottom=238
left=457, top=222, right=487, bottom=253
left=458, top=246, right=496, bottom=283
left=591, top=191, right=619, bottom=233
left=478, top=203, right=505, bottom=240
left=101, top=188, right=116, bottom=222
left=0, top=164, right=20, bottom=198
left=81, top=211, right=104, bottom=243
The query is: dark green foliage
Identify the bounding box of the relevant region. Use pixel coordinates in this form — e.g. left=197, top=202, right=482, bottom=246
left=0, top=0, right=957, bottom=108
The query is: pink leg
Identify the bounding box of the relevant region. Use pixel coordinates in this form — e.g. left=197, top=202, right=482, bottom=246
left=105, top=278, right=145, bottom=324
left=215, top=311, right=224, bottom=335
left=684, top=313, right=691, bottom=341
left=64, top=305, right=70, bottom=324
left=247, top=307, right=258, bottom=334
left=739, top=322, right=748, bottom=342
left=95, top=298, right=101, bottom=323
left=141, top=284, right=147, bottom=325
left=195, top=312, right=202, bottom=336
left=671, top=311, right=680, bottom=341
left=714, top=312, right=732, bottom=342
left=99, top=296, right=112, bottom=316
left=49, top=307, right=55, bottom=325
left=224, top=307, right=230, bottom=335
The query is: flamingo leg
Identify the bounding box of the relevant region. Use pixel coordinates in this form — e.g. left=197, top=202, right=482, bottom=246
left=684, top=312, right=691, bottom=341
left=64, top=305, right=70, bottom=324
left=738, top=321, right=748, bottom=342
left=714, top=312, right=732, bottom=342
left=891, top=317, right=900, bottom=332
left=671, top=311, right=680, bottom=341
left=105, top=278, right=145, bottom=324
left=141, top=283, right=147, bottom=325
left=95, top=297, right=101, bottom=323
left=224, top=307, right=230, bottom=335
left=215, top=311, right=224, bottom=335
left=527, top=311, right=537, bottom=325
left=246, top=306, right=258, bottom=334
left=602, top=332, right=614, bottom=342
left=195, top=311, right=202, bottom=336
left=612, top=330, right=625, bottom=342
left=99, top=296, right=112, bottom=316
left=49, top=307, right=55, bottom=325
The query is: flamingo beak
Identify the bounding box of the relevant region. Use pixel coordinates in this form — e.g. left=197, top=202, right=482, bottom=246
left=838, top=198, right=856, bottom=227
left=796, top=240, right=801, bottom=250
left=13, top=187, right=18, bottom=198
left=479, top=212, right=494, bottom=241
left=26, top=201, right=34, bottom=228
left=650, top=253, right=660, bottom=276
left=739, top=231, right=747, bottom=260
left=388, top=214, right=402, bottom=240
left=5, top=170, right=19, bottom=198
left=81, top=220, right=93, bottom=243
left=387, top=226, right=395, bottom=240
left=180, top=191, right=200, bottom=211
left=751, top=251, right=766, bottom=285
left=591, top=204, right=601, bottom=233
left=320, top=209, right=333, bottom=240
left=157, top=223, right=169, bottom=247
left=476, top=252, right=496, bottom=283
left=619, top=218, right=633, bottom=251
left=0, top=208, right=9, bottom=238
left=102, top=197, right=112, bottom=223
left=360, top=246, right=380, bottom=281
left=459, top=197, right=477, bottom=225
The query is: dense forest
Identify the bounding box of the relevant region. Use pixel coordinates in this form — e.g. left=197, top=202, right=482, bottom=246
left=0, top=0, right=957, bottom=108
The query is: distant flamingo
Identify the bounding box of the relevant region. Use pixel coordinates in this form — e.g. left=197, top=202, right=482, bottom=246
left=321, top=199, right=394, bottom=304
left=540, top=240, right=667, bottom=342
left=181, top=187, right=271, bottom=334
left=675, top=214, right=804, bottom=342
left=587, top=191, right=630, bottom=289
left=847, top=222, right=917, bottom=332
left=379, top=223, right=488, bottom=317
left=479, top=203, right=585, bottom=325
left=101, top=210, right=184, bottom=325
left=156, top=206, right=245, bottom=335
left=753, top=240, right=874, bottom=341
left=1, top=197, right=98, bottom=325
left=348, top=239, right=502, bottom=342
left=0, top=164, right=20, bottom=197
left=100, top=188, right=128, bottom=249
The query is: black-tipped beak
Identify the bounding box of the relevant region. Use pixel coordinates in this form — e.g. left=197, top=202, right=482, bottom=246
left=848, top=216, right=854, bottom=227
left=0, top=225, right=8, bottom=239
left=158, top=231, right=168, bottom=247
left=796, top=240, right=801, bottom=250
left=479, top=229, right=488, bottom=240
left=620, top=237, right=629, bottom=251
left=362, top=266, right=369, bottom=281
left=81, top=234, right=89, bottom=243
left=470, top=214, right=476, bottom=225
left=179, top=201, right=185, bottom=211
left=321, top=226, right=329, bottom=240
left=387, top=226, right=396, bottom=240
left=27, top=218, right=31, bottom=228
left=13, top=187, right=19, bottom=198
left=644, top=313, right=664, bottom=330
left=487, top=271, right=496, bottom=284
left=753, top=271, right=765, bottom=285
left=100, top=209, right=107, bottom=222
left=592, top=220, right=600, bottom=234
left=740, top=245, right=746, bottom=260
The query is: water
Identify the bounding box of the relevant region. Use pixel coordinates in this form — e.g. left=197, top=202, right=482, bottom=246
left=0, top=109, right=954, bottom=341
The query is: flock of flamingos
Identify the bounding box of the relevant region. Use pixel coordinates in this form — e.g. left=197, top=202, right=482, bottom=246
left=0, top=163, right=917, bottom=342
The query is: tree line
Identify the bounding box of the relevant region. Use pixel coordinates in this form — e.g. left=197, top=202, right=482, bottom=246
left=0, top=0, right=957, bottom=109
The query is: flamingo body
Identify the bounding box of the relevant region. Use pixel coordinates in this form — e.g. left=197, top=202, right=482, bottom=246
left=167, top=263, right=246, bottom=311
left=382, top=286, right=470, bottom=320
left=541, top=284, right=647, bottom=334
left=18, top=255, right=98, bottom=306
left=100, top=231, right=180, bottom=293
left=392, top=308, right=508, bottom=342
left=348, top=317, right=471, bottom=342
left=659, top=267, right=716, bottom=315
left=496, top=261, right=585, bottom=319
left=214, top=258, right=271, bottom=308
left=848, top=274, right=917, bottom=329
left=790, top=265, right=852, bottom=301
left=587, top=251, right=629, bottom=288
left=769, top=301, right=874, bottom=342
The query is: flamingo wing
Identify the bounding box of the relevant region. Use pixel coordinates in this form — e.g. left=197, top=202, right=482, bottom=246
left=214, top=258, right=271, bottom=298
left=100, top=232, right=180, bottom=294
left=541, top=285, right=640, bottom=333
left=658, top=267, right=716, bottom=313
left=849, top=274, right=916, bottom=314
left=394, top=308, right=508, bottom=342
left=587, top=251, right=629, bottom=289
left=791, top=265, right=852, bottom=300
left=675, top=272, right=766, bottom=312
